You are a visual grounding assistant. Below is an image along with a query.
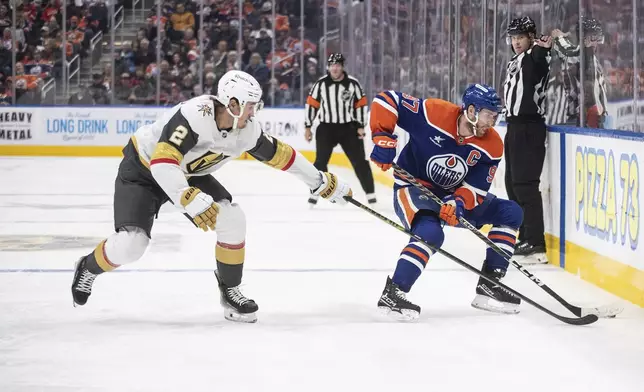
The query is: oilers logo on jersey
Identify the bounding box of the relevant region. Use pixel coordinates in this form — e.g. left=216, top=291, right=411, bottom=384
left=426, top=154, right=468, bottom=190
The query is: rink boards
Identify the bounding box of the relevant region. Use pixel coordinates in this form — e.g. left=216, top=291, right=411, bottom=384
left=0, top=105, right=642, bottom=307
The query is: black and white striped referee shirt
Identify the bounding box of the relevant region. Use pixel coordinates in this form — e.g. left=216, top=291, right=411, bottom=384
left=502, top=45, right=552, bottom=123
left=552, top=35, right=608, bottom=121
left=305, top=72, right=368, bottom=128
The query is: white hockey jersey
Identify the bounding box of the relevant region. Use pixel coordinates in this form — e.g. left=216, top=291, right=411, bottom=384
left=132, top=95, right=262, bottom=176
left=129, top=95, right=322, bottom=207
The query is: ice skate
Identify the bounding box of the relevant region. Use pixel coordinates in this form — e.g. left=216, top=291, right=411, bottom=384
left=377, top=276, right=420, bottom=321
left=513, top=242, right=548, bottom=264
left=215, top=270, right=258, bottom=323
left=71, top=256, right=97, bottom=307
left=471, top=262, right=521, bottom=314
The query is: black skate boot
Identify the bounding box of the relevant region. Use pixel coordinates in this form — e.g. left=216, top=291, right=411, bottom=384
left=513, top=242, right=548, bottom=264
left=471, top=262, right=521, bottom=314
left=215, top=270, right=258, bottom=323
left=377, top=276, right=420, bottom=321
left=71, top=257, right=98, bottom=307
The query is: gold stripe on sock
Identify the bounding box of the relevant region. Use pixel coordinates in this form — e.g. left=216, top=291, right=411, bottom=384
left=215, top=241, right=245, bottom=265
left=94, top=240, right=118, bottom=272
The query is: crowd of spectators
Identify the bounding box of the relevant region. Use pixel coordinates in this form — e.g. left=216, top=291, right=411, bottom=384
left=111, top=0, right=324, bottom=106
left=0, top=0, right=113, bottom=105
left=2, top=0, right=643, bottom=131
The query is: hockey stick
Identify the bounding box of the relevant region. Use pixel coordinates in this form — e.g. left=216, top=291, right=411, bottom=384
left=344, top=196, right=598, bottom=326
left=392, top=163, right=623, bottom=319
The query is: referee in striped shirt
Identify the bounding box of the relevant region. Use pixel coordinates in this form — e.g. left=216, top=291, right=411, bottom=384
left=502, top=16, right=552, bottom=264
left=551, top=17, right=608, bottom=128
left=304, top=53, right=376, bottom=206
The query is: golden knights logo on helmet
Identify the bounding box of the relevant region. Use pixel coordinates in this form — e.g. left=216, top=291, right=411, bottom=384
left=426, top=154, right=468, bottom=190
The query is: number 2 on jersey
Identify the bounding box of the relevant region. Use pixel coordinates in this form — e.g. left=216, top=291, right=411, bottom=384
left=169, top=125, right=189, bottom=145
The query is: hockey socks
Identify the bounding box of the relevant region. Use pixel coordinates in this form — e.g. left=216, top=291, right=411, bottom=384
left=392, top=214, right=443, bottom=292
left=84, top=239, right=118, bottom=274
left=215, top=241, right=246, bottom=287
left=485, top=225, right=519, bottom=270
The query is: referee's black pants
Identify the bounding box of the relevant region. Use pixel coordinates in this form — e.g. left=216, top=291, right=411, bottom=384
left=504, top=121, right=546, bottom=247
left=313, top=122, right=375, bottom=195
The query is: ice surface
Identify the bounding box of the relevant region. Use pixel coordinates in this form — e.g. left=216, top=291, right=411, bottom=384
left=1, top=157, right=643, bottom=392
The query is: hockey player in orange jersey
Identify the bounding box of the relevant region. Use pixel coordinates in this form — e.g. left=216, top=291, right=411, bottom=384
left=369, top=84, right=524, bottom=320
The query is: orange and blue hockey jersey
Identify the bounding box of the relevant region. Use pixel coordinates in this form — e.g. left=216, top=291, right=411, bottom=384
left=370, top=91, right=503, bottom=211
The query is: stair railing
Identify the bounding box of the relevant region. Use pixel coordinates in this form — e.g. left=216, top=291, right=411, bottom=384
left=41, top=78, right=56, bottom=105
left=89, top=31, right=104, bottom=72
left=65, top=54, right=81, bottom=98
left=115, top=6, right=125, bottom=47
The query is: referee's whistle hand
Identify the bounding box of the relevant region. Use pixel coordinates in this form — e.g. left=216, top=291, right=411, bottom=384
left=357, top=128, right=365, bottom=139
left=305, top=127, right=312, bottom=142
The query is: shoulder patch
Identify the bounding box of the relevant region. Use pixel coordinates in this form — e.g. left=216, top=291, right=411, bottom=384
left=197, top=103, right=213, bottom=117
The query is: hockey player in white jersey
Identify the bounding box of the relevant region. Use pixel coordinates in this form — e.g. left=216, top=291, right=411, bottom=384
left=71, top=70, right=353, bottom=323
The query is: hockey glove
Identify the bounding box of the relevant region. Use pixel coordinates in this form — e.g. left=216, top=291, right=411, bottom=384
left=439, top=194, right=465, bottom=226
left=181, top=187, right=219, bottom=231
left=312, top=172, right=352, bottom=205
left=370, top=132, right=397, bottom=171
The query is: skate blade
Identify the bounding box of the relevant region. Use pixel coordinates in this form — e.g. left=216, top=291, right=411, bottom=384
left=378, top=306, right=420, bottom=322
left=222, top=307, right=257, bottom=323
left=71, top=258, right=84, bottom=308
left=513, top=252, right=548, bottom=265
left=471, top=294, right=520, bottom=315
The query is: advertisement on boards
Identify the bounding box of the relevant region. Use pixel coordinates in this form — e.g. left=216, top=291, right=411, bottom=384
left=0, top=109, right=35, bottom=143
left=41, top=107, right=164, bottom=146
left=567, top=133, right=641, bottom=269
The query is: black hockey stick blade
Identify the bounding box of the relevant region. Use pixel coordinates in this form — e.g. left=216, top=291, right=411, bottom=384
left=345, top=196, right=599, bottom=326
left=391, top=164, right=622, bottom=319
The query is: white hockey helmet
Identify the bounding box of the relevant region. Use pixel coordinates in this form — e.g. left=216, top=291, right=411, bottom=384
left=215, top=70, right=263, bottom=128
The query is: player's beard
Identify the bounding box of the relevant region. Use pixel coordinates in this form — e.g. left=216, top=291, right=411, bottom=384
left=474, top=122, right=490, bottom=137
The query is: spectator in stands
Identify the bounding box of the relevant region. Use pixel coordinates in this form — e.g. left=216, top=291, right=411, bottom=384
left=24, top=47, right=53, bottom=81
left=170, top=3, right=195, bottom=41
left=158, top=60, right=174, bottom=85
left=183, top=28, right=197, bottom=50
left=202, top=61, right=215, bottom=80
left=167, top=83, right=186, bottom=105
left=135, top=38, right=155, bottom=67
left=13, top=62, right=41, bottom=90
left=0, top=85, right=10, bottom=105
left=227, top=50, right=240, bottom=70
left=2, top=28, right=12, bottom=50
left=191, top=84, right=203, bottom=97
left=180, top=73, right=195, bottom=96
left=14, top=79, right=32, bottom=104
left=129, top=73, right=157, bottom=105
left=119, top=41, right=136, bottom=75
left=89, top=73, right=109, bottom=105
left=245, top=52, right=269, bottom=88
left=69, top=85, right=95, bottom=105
left=204, top=71, right=216, bottom=94
left=240, top=36, right=258, bottom=67
left=304, top=58, right=320, bottom=91
left=213, top=19, right=238, bottom=50
left=89, top=0, right=109, bottom=34
left=0, top=5, right=11, bottom=31
left=0, top=47, right=11, bottom=77
left=114, top=73, right=134, bottom=103
left=41, top=0, right=60, bottom=24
